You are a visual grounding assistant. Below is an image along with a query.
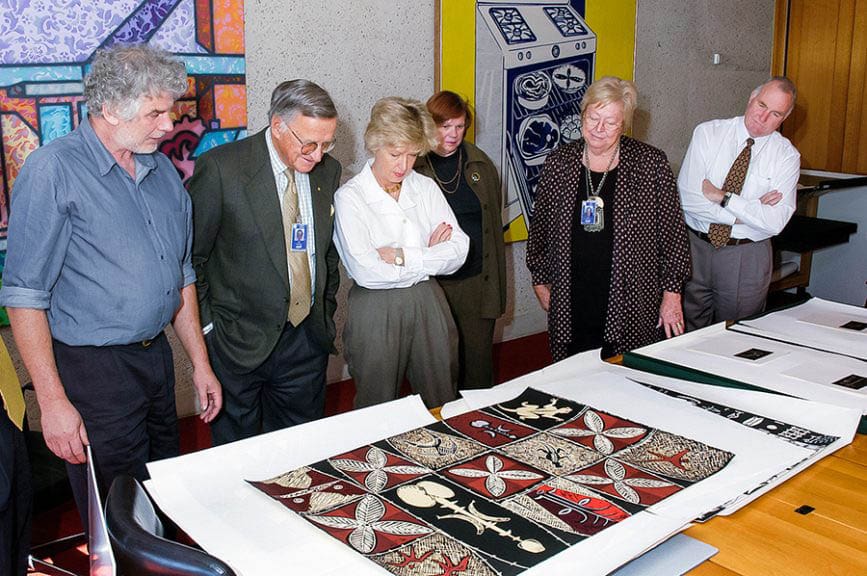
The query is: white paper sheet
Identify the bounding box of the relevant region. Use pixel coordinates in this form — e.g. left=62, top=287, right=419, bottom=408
left=145, top=354, right=841, bottom=576
left=733, top=298, right=867, bottom=360
left=457, top=354, right=859, bottom=517
left=146, top=396, right=436, bottom=576
left=631, top=323, right=867, bottom=414
left=611, top=534, right=717, bottom=576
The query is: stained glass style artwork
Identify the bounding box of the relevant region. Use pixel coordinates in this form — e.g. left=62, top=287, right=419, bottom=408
left=0, top=0, right=247, bottom=280
left=250, top=388, right=734, bottom=576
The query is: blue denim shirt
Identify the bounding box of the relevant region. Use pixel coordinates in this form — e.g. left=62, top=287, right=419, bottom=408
left=0, top=117, right=195, bottom=346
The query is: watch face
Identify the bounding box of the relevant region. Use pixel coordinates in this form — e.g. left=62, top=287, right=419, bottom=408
left=395, top=256, right=404, bottom=266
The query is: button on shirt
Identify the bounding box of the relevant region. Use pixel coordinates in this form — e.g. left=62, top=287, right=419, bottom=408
left=333, top=160, right=469, bottom=289
left=0, top=117, right=195, bottom=346
left=678, top=116, right=800, bottom=241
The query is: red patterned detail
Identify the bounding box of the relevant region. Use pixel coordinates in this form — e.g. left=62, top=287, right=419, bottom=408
left=566, top=459, right=681, bottom=505
left=446, top=454, right=543, bottom=499
left=248, top=468, right=365, bottom=514
left=307, top=495, right=432, bottom=555
left=387, top=548, right=435, bottom=568
left=329, top=445, right=430, bottom=492
left=550, top=409, right=647, bottom=455
left=445, top=410, right=537, bottom=447
left=195, top=0, right=213, bottom=51
left=436, top=554, right=471, bottom=575
left=531, top=483, right=629, bottom=535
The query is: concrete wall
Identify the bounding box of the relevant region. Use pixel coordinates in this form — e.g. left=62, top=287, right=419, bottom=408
left=632, top=0, right=777, bottom=171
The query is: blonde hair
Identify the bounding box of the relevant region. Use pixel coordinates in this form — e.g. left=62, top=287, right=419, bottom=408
left=364, top=97, right=438, bottom=155
left=580, top=76, right=638, bottom=133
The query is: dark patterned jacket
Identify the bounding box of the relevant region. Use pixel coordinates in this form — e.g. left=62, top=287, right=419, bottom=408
left=526, top=136, right=691, bottom=357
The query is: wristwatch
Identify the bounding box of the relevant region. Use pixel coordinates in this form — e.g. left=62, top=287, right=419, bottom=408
left=394, top=248, right=405, bottom=267
left=720, top=191, right=733, bottom=207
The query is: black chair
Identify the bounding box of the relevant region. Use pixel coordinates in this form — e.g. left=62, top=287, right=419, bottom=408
left=105, top=476, right=237, bottom=576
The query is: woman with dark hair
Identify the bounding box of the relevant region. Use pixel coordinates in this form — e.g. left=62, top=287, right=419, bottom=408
left=527, top=76, right=691, bottom=360
left=415, top=90, right=506, bottom=390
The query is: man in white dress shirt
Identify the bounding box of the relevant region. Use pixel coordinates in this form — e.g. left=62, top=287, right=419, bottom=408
left=678, top=77, right=800, bottom=330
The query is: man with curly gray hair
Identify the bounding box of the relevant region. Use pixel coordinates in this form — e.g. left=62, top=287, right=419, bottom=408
left=0, top=44, right=222, bottom=528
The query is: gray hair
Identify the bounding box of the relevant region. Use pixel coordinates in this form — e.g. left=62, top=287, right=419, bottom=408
left=268, top=80, right=338, bottom=123
left=751, top=76, right=797, bottom=113
left=364, top=97, right=438, bottom=155
left=84, top=44, right=187, bottom=120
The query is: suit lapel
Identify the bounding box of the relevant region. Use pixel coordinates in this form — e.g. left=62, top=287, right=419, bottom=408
left=241, top=131, right=290, bottom=290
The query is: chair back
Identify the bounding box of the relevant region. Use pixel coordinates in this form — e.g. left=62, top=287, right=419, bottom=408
left=105, top=476, right=237, bottom=576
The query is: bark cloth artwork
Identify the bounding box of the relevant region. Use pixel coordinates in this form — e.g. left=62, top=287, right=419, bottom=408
left=250, top=388, right=733, bottom=576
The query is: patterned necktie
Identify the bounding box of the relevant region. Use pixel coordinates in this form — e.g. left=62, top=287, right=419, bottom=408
left=707, top=137, right=754, bottom=248
left=282, top=168, right=311, bottom=326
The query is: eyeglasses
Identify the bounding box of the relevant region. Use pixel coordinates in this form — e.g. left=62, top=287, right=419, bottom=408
left=286, top=124, right=336, bottom=155
left=583, top=115, right=622, bottom=134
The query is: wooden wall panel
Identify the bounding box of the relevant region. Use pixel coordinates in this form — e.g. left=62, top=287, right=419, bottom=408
left=780, top=0, right=865, bottom=174
left=842, top=0, right=867, bottom=173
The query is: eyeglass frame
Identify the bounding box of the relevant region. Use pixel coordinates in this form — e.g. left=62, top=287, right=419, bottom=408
left=284, top=122, right=337, bottom=155
left=581, top=113, right=623, bottom=134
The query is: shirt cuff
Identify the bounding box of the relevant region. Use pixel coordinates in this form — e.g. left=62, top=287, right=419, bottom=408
left=403, top=246, right=424, bottom=273
left=0, top=285, right=50, bottom=309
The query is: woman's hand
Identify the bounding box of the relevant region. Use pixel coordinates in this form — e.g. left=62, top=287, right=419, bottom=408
left=428, top=222, right=453, bottom=246
left=658, top=290, right=684, bottom=338
left=533, top=284, right=551, bottom=312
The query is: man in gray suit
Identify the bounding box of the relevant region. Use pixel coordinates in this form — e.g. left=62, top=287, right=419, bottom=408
left=188, top=80, right=341, bottom=445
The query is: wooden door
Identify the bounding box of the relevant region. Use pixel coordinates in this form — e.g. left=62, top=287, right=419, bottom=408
left=774, top=0, right=867, bottom=174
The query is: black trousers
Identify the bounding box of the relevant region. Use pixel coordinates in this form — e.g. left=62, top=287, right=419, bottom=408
left=53, top=333, right=179, bottom=529
left=208, top=319, right=328, bottom=446
left=0, top=408, right=31, bottom=576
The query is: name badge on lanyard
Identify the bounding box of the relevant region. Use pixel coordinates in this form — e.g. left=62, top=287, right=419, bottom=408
left=290, top=222, right=308, bottom=251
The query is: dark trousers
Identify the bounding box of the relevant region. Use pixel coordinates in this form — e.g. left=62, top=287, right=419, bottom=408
left=439, top=275, right=496, bottom=390
left=0, top=408, right=31, bottom=576
left=208, top=319, right=328, bottom=446
left=53, top=333, right=179, bottom=529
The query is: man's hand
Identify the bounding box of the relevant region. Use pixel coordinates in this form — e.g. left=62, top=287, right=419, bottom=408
left=533, top=284, right=551, bottom=312
left=428, top=222, right=453, bottom=247
left=701, top=179, right=725, bottom=204
left=192, top=367, right=222, bottom=423
left=657, top=291, right=685, bottom=339
left=40, top=395, right=89, bottom=464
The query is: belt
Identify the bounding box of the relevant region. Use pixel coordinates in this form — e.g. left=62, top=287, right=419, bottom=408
left=689, top=227, right=753, bottom=246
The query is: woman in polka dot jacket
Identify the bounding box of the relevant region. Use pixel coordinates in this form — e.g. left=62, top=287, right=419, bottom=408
left=527, top=76, right=691, bottom=361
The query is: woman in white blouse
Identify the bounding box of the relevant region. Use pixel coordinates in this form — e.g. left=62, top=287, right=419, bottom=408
left=333, top=97, right=469, bottom=409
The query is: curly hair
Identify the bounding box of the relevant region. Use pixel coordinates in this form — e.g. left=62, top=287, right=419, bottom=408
left=84, top=44, right=187, bottom=120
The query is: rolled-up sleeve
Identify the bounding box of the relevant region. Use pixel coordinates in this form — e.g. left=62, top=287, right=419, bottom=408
left=0, top=153, right=71, bottom=310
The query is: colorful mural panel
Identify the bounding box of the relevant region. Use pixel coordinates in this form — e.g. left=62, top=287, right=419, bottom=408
left=0, top=0, right=248, bottom=269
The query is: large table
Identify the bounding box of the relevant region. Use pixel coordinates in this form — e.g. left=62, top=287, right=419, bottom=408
left=687, top=432, right=867, bottom=575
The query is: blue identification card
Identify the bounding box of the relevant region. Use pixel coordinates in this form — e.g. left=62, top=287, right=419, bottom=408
left=290, top=223, right=308, bottom=251
left=580, top=199, right=597, bottom=225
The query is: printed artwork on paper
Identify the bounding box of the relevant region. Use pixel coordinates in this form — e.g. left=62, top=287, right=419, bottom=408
left=249, top=388, right=734, bottom=575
